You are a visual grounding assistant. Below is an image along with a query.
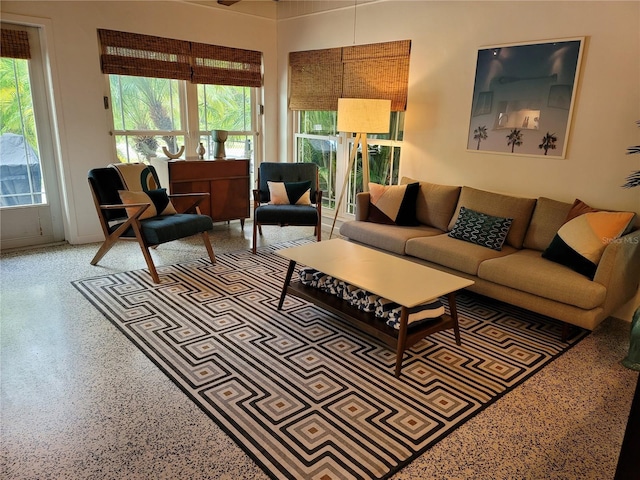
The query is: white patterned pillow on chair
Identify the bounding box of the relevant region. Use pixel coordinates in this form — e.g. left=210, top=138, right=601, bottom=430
left=267, top=181, right=312, bottom=205
left=118, top=189, right=177, bottom=219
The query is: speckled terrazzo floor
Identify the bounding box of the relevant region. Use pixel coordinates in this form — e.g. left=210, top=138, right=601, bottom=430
left=1, top=221, right=638, bottom=480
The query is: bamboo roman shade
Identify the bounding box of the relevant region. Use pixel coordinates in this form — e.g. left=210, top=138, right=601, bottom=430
left=289, top=48, right=343, bottom=111
left=289, top=39, right=411, bottom=112
left=98, top=29, right=262, bottom=87
left=1, top=29, right=31, bottom=59
left=191, top=43, right=262, bottom=87
left=98, top=29, right=191, bottom=80
left=342, top=40, right=411, bottom=112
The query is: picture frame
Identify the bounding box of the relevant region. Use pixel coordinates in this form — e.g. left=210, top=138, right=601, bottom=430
left=467, top=37, right=585, bottom=158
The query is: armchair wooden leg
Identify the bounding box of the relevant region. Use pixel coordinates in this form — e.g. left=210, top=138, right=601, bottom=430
left=201, top=231, right=216, bottom=264
left=129, top=222, right=160, bottom=283
left=90, top=236, right=118, bottom=265
left=252, top=221, right=258, bottom=254
left=137, top=242, right=160, bottom=283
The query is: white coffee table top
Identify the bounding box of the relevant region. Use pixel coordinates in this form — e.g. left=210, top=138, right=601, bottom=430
left=277, top=238, right=474, bottom=308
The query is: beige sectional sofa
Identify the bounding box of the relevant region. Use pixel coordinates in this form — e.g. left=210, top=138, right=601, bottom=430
left=339, top=179, right=640, bottom=337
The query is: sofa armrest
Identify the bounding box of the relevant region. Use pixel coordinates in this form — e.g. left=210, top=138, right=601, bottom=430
left=594, top=228, right=640, bottom=316
left=355, top=192, right=370, bottom=221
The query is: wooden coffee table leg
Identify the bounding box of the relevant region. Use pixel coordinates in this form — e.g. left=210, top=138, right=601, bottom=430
left=448, top=292, right=462, bottom=345
left=278, top=260, right=297, bottom=310
left=395, top=307, right=409, bottom=377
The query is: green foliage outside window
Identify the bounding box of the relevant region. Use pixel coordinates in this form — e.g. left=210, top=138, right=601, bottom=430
left=109, top=75, right=253, bottom=163
left=198, top=84, right=251, bottom=132
left=0, top=57, right=38, bottom=152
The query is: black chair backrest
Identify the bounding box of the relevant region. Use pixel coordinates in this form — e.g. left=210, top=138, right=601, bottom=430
left=88, top=167, right=127, bottom=221
left=258, top=162, right=318, bottom=203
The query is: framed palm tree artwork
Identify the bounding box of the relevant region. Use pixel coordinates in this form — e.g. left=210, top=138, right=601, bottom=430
left=466, top=37, right=585, bottom=158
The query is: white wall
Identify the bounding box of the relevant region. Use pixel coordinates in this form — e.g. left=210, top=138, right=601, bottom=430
left=1, top=1, right=278, bottom=244
left=278, top=1, right=639, bottom=212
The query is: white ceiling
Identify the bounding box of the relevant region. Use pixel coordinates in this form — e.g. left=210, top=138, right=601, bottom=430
left=183, top=0, right=374, bottom=20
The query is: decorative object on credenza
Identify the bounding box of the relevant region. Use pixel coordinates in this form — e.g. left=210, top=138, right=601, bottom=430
left=162, top=145, right=185, bottom=160
left=211, top=129, right=228, bottom=159
left=622, top=307, right=640, bottom=371
left=330, top=98, right=391, bottom=238
left=196, top=142, right=206, bottom=160
left=467, top=37, right=584, bottom=158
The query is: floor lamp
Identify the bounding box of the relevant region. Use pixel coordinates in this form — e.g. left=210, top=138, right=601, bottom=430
left=330, top=98, right=391, bottom=238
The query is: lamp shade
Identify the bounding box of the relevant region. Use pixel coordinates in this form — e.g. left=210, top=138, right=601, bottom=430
left=337, top=98, right=391, bottom=133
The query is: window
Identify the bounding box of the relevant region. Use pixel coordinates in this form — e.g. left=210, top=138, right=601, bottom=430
left=290, top=40, right=410, bottom=218
left=109, top=75, right=185, bottom=162
left=99, top=29, right=261, bottom=166
left=0, top=29, right=44, bottom=206
left=108, top=77, right=257, bottom=164
left=197, top=84, right=255, bottom=160
left=295, top=111, right=404, bottom=215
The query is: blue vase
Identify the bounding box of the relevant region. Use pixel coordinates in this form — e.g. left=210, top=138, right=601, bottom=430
left=622, top=307, right=640, bottom=371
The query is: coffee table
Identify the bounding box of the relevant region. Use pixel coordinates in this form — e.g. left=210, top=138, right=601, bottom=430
left=276, top=239, right=474, bottom=376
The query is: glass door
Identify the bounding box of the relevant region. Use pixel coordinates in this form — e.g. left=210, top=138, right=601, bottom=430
left=0, top=23, right=64, bottom=249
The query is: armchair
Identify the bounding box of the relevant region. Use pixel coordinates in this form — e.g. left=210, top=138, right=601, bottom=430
left=88, top=164, right=215, bottom=283
left=252, top=162, right=322, bottom=254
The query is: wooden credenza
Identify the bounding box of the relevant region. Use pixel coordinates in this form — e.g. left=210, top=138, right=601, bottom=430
left=168, top=159, right=250, bottom=226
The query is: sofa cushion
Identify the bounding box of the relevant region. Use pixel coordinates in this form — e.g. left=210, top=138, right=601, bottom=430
left=478, top=249, right=607, bottom=310
left=565, top=198, right=599, bottom=222
left=541, top=210, right=636, bottom=279
left=448, top=206, right=513, bottom=251
left=339, top=221, right=442, bottom=255
left=447, top=186, right=536, bottom=249
left=401, top=177, right=461, bottom=231
left=367, top=182, right=420, bottom=226
left=405, top=234, right=516, bottom=275
left=522, top=197, right=573, bottom=251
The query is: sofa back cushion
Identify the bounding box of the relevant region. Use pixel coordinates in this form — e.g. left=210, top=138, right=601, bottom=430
left=522, top=197, right=573, bottom=251
left=401, top=176, right=461, bottom=231
left=447, top=186, right=536, bottom=249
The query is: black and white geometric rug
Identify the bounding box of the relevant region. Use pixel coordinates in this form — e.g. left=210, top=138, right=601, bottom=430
left=72, top=240, right=588, bottom=480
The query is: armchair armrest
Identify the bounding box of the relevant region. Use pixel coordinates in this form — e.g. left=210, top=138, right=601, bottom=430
left=355, top=192, right=370, bottom=221
left=99, top=202, right=151, bottom=238
left=252, top=188, right=261, bottom=204
left=100, top=202, right=151, bottom=218
left=595, top=228, right=640, bottom=316
left=168, top=192, right=209, bottom=214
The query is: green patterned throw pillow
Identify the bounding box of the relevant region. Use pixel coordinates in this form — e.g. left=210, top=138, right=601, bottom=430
left=448, top=206, right=513, bottom=251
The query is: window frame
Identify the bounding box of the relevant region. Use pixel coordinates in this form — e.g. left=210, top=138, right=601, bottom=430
left=105, top=75, right=260, bottom=169
left=294, top=110, right=404, bottom=219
